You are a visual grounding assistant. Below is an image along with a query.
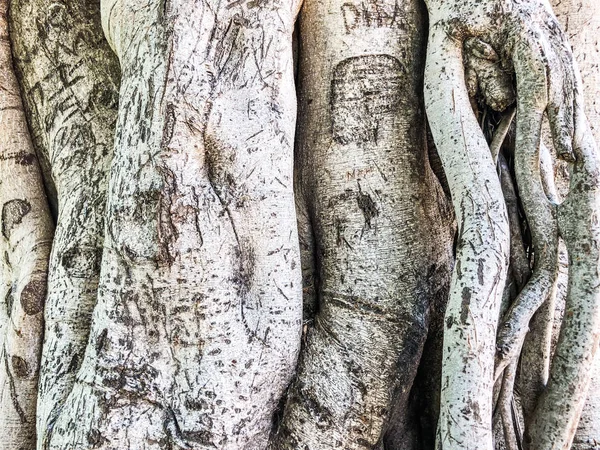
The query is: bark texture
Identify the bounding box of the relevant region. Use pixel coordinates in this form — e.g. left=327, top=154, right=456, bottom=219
left=46, top=0, right=303, bottom=448
left=424, top=21, right=510, bottom=450
left=0, top=0, right=53, bottom=447
left=272, top=1, right=454, bottom=449
left=551, top=1, right=600, bottom=447
left=8, top=1, right=120, bottom=446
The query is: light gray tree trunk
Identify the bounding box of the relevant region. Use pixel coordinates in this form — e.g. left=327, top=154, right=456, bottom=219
left=2, top=0, right=600, bottom=449
left=8, top=1, right=120, bottom=447
left=271, top=1, right=454, bottom=448
left=0, top=0, right=53, bottom=447
left=551, top=2, right=600, bottom=448
left=43, top=0, right=304, bottom=448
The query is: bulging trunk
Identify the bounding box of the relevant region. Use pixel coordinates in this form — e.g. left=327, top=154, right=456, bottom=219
left=45, top=0, right=304, bottom=448
left=272, top=0, right=454, bottom=448
left=8, top=1, right=120, bottom=446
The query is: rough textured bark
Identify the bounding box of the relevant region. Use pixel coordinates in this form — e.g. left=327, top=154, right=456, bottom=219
left=424, top=19, right=510, bottom=450
left=271, top=0, right=454, bottom=448
left=1, top=0, right=599, bottom=448
left=526, top=111, right=600, bottom=450
left=551, top=1, right=600, bottom=447
left=45, top=0, right=303, bottom=447
left=8, top=1, right=120, bottom=446
left=0, top=0, right=53, bottom=447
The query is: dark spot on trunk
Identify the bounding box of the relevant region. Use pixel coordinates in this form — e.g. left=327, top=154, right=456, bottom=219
left=460, top=287, right=471, bottom=325
left=161, top=103, right=176, bottom=148
left=356, top=190, right=379, bottom=228
left=446, top=316, right=454, bottom=329
left=2, top=199, right=32, bottom=239
left=477, top=259, right=484, bottom=285
left=67, top=352, right=81, bottom=373
left=87, top=429, right=109, bottom=447
left=184, top=398, right=208, bottom=411
left=96, top=328, right=108, bottom=354
left=11, top=355, right=29, bottom=378
left=5, top=287, right=14, bottom=316
left=20, top=279, right=46, bottom=315
left=11, top=151, right=36, bottom=166
left=60, top=246, right=102, bottom=278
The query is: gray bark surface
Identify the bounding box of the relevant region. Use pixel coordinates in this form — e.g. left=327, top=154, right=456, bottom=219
left=272, top=0, right=454, bottom=448
left=0, top=0, right=53, bottom=447
left=8, top=1, right=120, bottom=446
left=46, top=0, right=304, bottom=448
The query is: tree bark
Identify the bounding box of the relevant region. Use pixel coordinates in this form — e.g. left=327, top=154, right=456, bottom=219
left=45, top=0, right=304, bottom=447
left=8, top=1, right=120, bottom=446
left=271, top=1, right=454, bottom=449
left=0, top=0, right=53, bottom=447
left=551, top=1, right=600, bottom=448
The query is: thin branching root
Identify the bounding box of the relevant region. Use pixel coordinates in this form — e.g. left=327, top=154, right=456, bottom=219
left=425, top=0, right=600, bottom=448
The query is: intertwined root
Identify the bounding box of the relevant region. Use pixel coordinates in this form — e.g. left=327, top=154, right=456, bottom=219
left=426, top=0, right=600, bottom=448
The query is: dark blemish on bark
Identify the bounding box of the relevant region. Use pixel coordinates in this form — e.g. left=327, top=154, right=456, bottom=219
left=296, top=381, right=334, bottom=427
left=446, top=316, right=454, bottom=329
left=460, top=287, right=471, bottom=325
left=356, top=189, right=379, bottom=228
left=60, top=246, right=102, bottom=278
left=161, top=103, right=176, bottom=148
left=11, top=355, right=29, bottom=378
left=67, top=352, right=80, bottom=373
left=234, top=240, right=256, bottom=295
left=4, top=356, right=27, bottom=423
left=477, top=259, right=485, bottom=285
left=157, top=165, right=179, bottom=266
left=2, top=199, right=32, bottom=239
left=0, top=151, right=36, bottom=166
left=96, top=328, right=108, bottom=354
left=5, top=287, right=14, bottom=316
left=182, top=430, right=215, bottom=445
left=164, top=406, right=213, bottom=446
left=89, top=82, right=119, bottom=111
left=87, top=429, right=109, bottom=447
left=20, top=279, right=46, bottom=315
left=356, top=438, right=372, bottom=447
left=184, top=398, right=208, bottom=411
left=331, top=55, right=404, bottom=145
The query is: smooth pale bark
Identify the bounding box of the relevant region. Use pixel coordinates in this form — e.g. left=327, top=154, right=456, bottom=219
left=8, top=1, right=120, bottom=446
left=46, top=0, right=303, bottom=448
left=0, top=0, right=53, bottom=447
left=271, top=0, right=454, bottom=448
left=551, top=1, right=600, bottom=447
left=527, top=111, right=600, bottom=449
left=424, top=23, right=510, bottom=450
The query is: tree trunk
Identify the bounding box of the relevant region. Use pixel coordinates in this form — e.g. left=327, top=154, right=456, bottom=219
left=1, top=0, right=599, bottom=449
left=43, top=0, right=304, bottom=448
left=271, top=0, right=454, bottom=448
left=8, top=1, right=120, bottom=446
left=0, top=0, right=53, bottom=447
left=551, top=1, right=600, bottom=448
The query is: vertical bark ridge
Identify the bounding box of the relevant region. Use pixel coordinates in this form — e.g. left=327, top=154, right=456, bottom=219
left=424, top=18, right=510, bottom=450
left=551, top=1, right=600, bottom=447
left=8, top=1, right=120, bottom=446
left=272, top=0, right=454, bottom=448
left=0, top=0, right=54, bottom=447
left=47, top=0, right=303, bottom=447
